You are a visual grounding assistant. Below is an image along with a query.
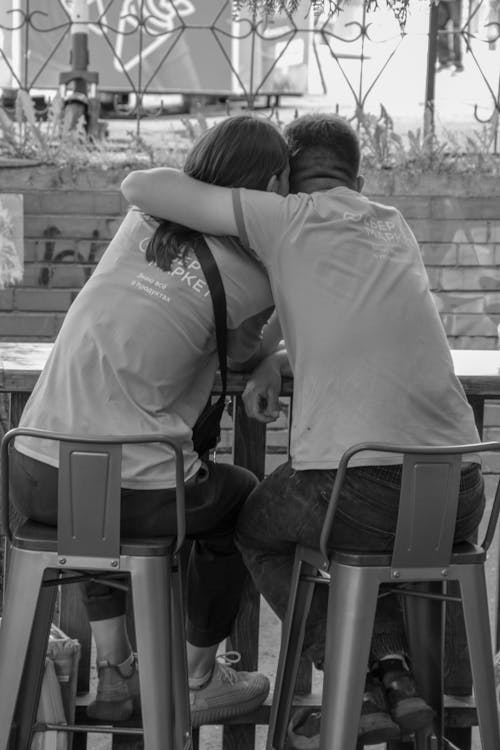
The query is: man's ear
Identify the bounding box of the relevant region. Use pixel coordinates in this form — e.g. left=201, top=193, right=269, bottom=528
left=355, top=175, right=365, bottom=193
left=266, top=175, right=279, bottom=193
left=266, top=174, right=282, bottom=194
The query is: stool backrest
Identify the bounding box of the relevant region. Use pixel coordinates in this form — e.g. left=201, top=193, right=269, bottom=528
left=1, top=428, right=186, bottom=560
left=57, top=439, right=122, bottom=562
left=393, top=451, right=463, bottom=568
left=319, top=442, right=500, bottom=569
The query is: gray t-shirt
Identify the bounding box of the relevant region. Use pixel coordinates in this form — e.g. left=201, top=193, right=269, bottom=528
left=233, top=184, right=480, bottom=469
left=16, top=208, right=273, bottom=488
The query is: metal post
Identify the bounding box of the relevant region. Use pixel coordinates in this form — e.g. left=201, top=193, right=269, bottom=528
left=59, top=0, right=100, bottom=135
left=424, top=0, right=440, bottom=137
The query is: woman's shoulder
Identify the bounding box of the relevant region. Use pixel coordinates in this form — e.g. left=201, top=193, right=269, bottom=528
left=204, top=235, right=272, bottom=314
left=126, top=205, right=160, bottom=228
left=205, top=235, right=266, bottom=274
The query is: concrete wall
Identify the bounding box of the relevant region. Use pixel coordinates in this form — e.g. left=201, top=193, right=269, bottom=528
left=1, top=166, right=499, bottom=348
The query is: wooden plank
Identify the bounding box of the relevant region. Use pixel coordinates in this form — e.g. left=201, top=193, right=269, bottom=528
left=59, top=582, right=92, bottom=696
left=3, top=344, right=500, bottom=398
left=74, top=692, right=476, bottom=728
left=467, top=395, right=485, bottom=437
left=223, top=395, right=266, bottom=750
left=0, top=342, right=53, bottom=391
left=232, top=394, right=267, bottom=480
left=8, top=392, right=30, bottom=431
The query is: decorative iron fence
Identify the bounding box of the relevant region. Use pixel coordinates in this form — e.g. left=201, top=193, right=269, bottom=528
left=0, top=0, right=499, bottom=148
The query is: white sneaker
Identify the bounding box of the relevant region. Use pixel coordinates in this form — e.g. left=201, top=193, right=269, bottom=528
left=189, top=652, right=269, bottom=727
left=87, top=653, right=140, bottom=722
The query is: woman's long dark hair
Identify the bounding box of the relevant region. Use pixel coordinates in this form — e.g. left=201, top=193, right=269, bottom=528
left=146, top=114, right=288, bottom=270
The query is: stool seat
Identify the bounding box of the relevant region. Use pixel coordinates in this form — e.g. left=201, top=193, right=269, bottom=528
left=14, top=519, right=176, bottom=556
left=328, top=539, right=485, bottom=568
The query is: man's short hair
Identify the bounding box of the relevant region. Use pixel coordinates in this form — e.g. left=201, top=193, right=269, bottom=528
left=284, top=113, right=361, bottom=189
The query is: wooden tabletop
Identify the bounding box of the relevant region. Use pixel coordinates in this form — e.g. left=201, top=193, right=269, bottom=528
left=1, top=342, right=500, bottom=397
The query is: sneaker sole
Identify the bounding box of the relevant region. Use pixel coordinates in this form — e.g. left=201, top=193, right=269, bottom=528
left=86, top=696, right=140, bottom=723
left=190, top=689, right=270, bottom=728
left=391, top=698, right=434, bottom=733
left=359, top=710, right=401, bottom=744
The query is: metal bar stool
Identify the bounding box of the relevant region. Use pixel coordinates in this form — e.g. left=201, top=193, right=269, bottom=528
left=267, top=442, right=500, bottom=750
left=0, top=427, right=192, bottom=750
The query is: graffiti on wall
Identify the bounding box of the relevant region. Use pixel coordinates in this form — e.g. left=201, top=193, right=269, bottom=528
left=418, top=204, right=500, bottom=342
left=37, top=227, right=103, bottom=288
left=0, top=193, right=23, bottom=290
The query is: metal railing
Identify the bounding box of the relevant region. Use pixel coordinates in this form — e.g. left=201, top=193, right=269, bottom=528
left=0, top=0, right=498, bottom=149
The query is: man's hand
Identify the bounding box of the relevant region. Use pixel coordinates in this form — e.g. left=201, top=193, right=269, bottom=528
left=121, top=168, right=238, bottom=236
left=243, top=352, right=287, bottom=423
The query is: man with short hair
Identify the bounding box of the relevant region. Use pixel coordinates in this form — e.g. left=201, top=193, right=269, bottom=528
left=121, top=113, right=484, bottom=744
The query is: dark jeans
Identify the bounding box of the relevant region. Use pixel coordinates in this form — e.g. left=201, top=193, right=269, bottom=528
left=437, top=0, right=463, bottom=66
left=236, top=460, right=485, bottom=668
left=11, top=448, right=258, bottom=647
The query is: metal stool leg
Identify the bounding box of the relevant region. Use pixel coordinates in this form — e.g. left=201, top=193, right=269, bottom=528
left=267, top=555, right=317, bottom=750
left=457, top=565, right=500, bottom=750
left=14, top=572, right=58, bottom=750
left=405, top=582, right=445, bottom=741
left=171, top=557, right=192, bottom=750
left=129, top=555, right=174, bottom=750
left=320, top=563, right=380, bottom=750
left=0, top=548, right=47, bottom=750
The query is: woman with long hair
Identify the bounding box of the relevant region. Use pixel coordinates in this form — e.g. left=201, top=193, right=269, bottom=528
left=11, top=114, right=289, bottom=726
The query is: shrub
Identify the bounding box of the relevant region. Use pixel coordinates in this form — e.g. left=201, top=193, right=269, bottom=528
left=0, top=91, right=193, bottom=170
left=1, top=92, right=499, bottom=178
left=357, top=104, right=500, bottom=176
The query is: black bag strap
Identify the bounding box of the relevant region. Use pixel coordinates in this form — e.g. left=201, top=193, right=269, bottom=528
left=193, top=236, right=227, bottom=398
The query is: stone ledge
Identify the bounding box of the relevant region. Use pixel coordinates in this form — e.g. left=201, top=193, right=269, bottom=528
left=1, top=163, right=500, bottom=196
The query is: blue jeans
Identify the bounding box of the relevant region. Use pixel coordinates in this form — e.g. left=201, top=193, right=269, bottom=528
left=11, top=449, right=258, bottom=647
left=236, top=460, right=485, bottom=667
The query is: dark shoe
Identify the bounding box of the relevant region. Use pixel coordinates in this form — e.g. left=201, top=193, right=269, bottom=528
left=359, top=673, right=401, bottom=744
left=286, top=675, right=400, bottom=748
left=87, top=652, right=140, bottom=722
left=287, top=708, right=321, bottom=749
left=378, top=658, right=434, bottom=733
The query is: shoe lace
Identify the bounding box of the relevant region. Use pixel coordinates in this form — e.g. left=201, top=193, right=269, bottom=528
left=213, top=651, right=242, bottom=685
left=96, top=652, right=137, bottom=680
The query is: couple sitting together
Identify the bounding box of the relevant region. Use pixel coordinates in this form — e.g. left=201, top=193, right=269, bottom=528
left=11, top=112, right=483, bottom=744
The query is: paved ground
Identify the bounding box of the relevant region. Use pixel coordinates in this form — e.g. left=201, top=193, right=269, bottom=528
left=83, top=539, right=494, bottom=750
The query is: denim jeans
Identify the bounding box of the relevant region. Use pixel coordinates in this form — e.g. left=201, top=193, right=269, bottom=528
left=236, top=460, right=485, bottom=667
left=11, top=448, right=258, bottom=647
left=437, top=0, right=463, bottom=66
